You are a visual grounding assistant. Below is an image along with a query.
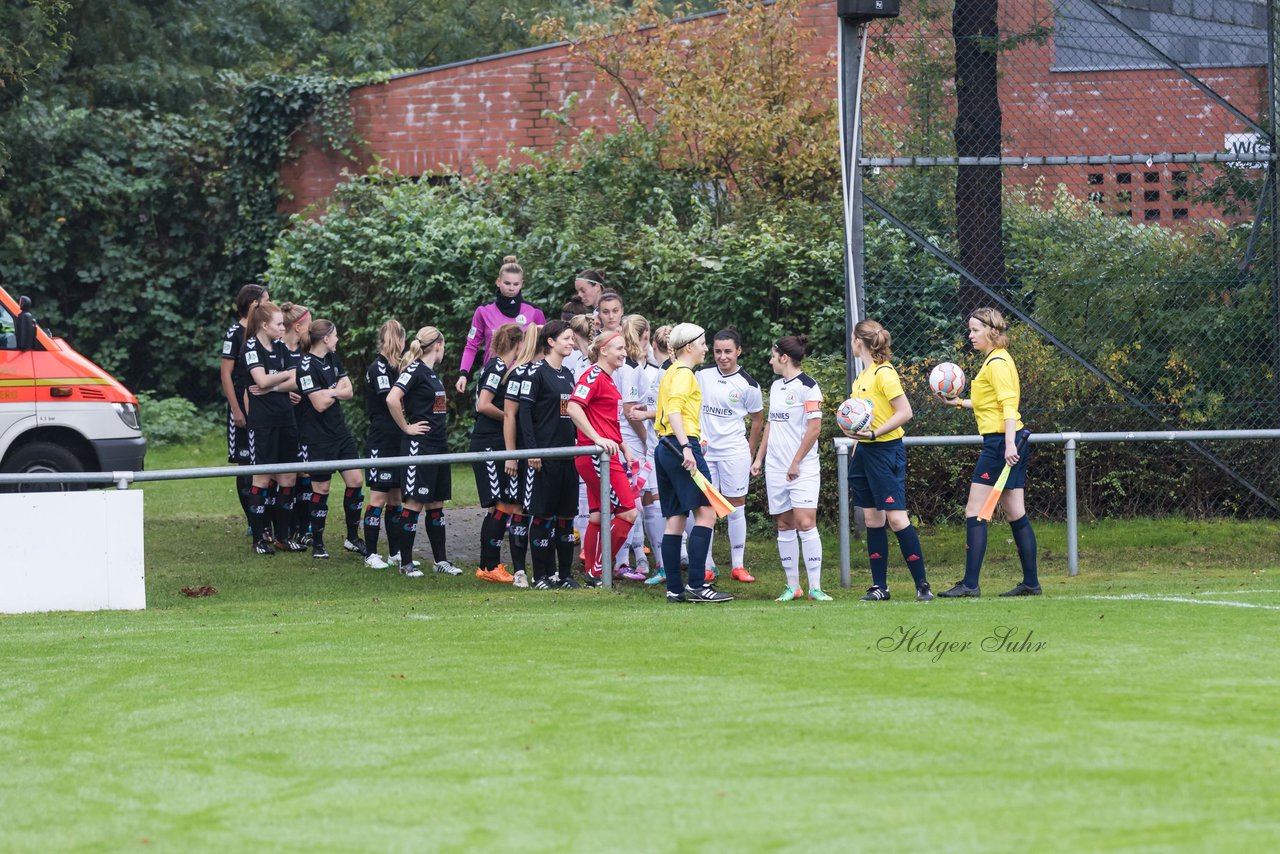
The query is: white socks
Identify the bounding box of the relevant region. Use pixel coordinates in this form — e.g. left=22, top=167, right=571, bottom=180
left=777, top=529, right=800, bottom=588
left=727, top=505, right=747, bottom=568
left=643, top=502, right=665, bottom=570
left=798, top=527, right=823, bottom=590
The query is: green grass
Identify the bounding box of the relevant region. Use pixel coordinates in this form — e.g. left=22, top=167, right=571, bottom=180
left=2, top=438, right=1279, bottom=850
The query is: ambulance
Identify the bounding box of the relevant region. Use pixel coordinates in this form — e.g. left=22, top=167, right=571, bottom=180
left=0, top=286, right=145, bottom=490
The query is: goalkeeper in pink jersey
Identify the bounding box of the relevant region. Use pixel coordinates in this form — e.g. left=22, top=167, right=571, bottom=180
left=454, top=255, right=546, bottom=394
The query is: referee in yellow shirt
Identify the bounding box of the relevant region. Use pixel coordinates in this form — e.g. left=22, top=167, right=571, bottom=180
left=847, top=320, right=934, bottom=601
left=937, top=308, right=1041, bottom=597
left=654, top=323, right=732, bottom=603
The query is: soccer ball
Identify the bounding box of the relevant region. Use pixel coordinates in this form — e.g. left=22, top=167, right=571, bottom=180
left=836, top=397, right=875, bottom=437
left=929, top=362, right=965, bottom=399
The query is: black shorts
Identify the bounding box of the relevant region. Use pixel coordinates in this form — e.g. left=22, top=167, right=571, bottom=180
left=299, top=434, right=360, bottom=482
left=365, top=434, right=402, bottom=492
left=401, top=436, right=451, bottom=503
left=227, top=407, right=249, bottom=465
left=247, top=423, right=299, bottom=468
left=526, top=457, right=578, bottom=519
left=469, top=435, right=505, bottom=508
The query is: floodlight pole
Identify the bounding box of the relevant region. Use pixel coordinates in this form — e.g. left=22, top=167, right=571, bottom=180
left=838, top=14, right=869, bottom=393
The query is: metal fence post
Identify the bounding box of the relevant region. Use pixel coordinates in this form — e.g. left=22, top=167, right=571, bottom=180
left=599, top=449, right=613, bottom=589
left=1065, top=436, right=1079, bottom=577
left=835, top=438, right=852, bottom=589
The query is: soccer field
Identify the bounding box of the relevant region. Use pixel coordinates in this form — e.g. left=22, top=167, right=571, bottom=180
left=2, top=439, right=1278, bottom=851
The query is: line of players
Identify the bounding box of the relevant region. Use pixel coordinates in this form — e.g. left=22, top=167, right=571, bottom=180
left=220, top=260, right=1041, bottom=599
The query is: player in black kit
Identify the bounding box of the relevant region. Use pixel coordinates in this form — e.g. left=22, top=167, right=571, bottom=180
left=240, top=301, right=301, bottom=555
left=386, top=326, right=460, bottom=578
left=517, top=319, right=583, bottom=589
left=501, top=324, right=544, bottom=588
left=220, top=283, right=267, bottom=531
left=360, top=320, right=405, bottom=570
left=469, top=322, right=526, bottom=584
left=295, top=319, right=369, bottom=561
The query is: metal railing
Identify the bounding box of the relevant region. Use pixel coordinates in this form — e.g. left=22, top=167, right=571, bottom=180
left=834, top=430, right=1280, bottom=586
left=0, top=445, right=622, bottom=588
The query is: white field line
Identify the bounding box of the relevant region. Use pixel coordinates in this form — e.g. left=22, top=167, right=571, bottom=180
left=1193, top=589, right=1280, bottom=597
left=1083, top=594, right=1280, bottom=611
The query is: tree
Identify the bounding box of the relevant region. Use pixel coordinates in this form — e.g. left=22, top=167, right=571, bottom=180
left=952, top=0, right=1005, bottom=318
left=535, top=0, right=838, bottom=201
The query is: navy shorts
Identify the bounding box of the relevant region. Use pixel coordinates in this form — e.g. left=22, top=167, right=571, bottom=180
left=972, top=428, right=1031, bottom=490
left=299, top=434, right=359, bottom=482
left=848, top=438, right=907, bottom=511
left=655, top=436, right=711, bottom=518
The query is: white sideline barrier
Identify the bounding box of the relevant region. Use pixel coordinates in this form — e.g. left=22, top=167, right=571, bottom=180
left=0, top=491, right=145, bottom=614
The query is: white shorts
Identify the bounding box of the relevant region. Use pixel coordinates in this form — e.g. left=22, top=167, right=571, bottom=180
left=765, top=465, right=820, bottom=515
left=705, top=456, right=750, bottom=499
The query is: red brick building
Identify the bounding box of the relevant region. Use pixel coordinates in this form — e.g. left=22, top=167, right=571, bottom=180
left=281, top=0, right=1269, bottom=225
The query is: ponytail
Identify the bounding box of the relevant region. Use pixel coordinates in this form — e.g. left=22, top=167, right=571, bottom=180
left=247, top=301, right=280, bottom=340
left=853, top=319, right=893, bottom=363
left=400, top=326, right=443, bottom=371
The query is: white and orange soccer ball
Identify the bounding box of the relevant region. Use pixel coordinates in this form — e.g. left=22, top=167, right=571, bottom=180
left=929, top=362, right=966, bottom=399
left=835, top=397, right=875, bottom=437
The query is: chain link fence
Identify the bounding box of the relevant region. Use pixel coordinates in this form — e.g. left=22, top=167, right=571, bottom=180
left=847, top=0, right=1280, bottom=519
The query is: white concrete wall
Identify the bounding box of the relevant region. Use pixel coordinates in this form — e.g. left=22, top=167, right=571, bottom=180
left=0, top=491, right=145, bottom=614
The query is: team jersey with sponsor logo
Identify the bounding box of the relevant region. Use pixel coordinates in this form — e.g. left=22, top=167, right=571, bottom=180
left=365, top=354, right=400, bottom=441
left=850, top=361, right=906, bottom=443
left=240, top=335, right=295, bottom=427
left=765, top=372, right=823, bottom=470
left=505, top=362, right=533, bottom=448
left=222, top=323, right=250, bottom=396
left=394, top=359, right=448, bottom=446
left=296, top=351, right=351, bottom=445
left=518, top=359, right=576, bottom=449
left=571, top=365, right=624, bottom=447
left=971, top=348, right=1023, bottom=434
left=696, top=366, right=763, bottom=460
left=471, top=355, right=508, bottom=444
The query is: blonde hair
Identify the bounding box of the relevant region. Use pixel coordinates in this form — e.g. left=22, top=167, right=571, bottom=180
left=498, top=254, right=522, bottom=280
left=568, top=313, right=595, bottom=341
left=278, top=302, right=311, bottom=352
left=853, top=319, right=892, bottom=363
left=652, top=324, right=673, bottom=358
left=378, top=319, right=405, bottom=365
left=588, top=330, right=625, bottom=363
left=504, top=323, right=542, bottom=381
left=620, top=314, right=650, bottom=363
left=400, top=326, right=443, bottom=370
left=669, top=323, right=705, bottom=355
left=969, top=307, right=1010, bottom=349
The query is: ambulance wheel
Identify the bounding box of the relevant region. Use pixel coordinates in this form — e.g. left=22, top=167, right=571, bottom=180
left=1, top=442, right=86, bottom=492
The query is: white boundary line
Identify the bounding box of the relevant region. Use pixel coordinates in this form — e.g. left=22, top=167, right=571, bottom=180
left=1083, top=594, right=1280, bottom=611
left=1194, top=589, right=1280, bottom=597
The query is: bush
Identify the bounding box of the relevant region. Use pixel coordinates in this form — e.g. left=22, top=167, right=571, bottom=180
left=137, top=393, right=210, bottom=448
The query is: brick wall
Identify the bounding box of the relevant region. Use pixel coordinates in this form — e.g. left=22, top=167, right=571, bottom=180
left=280, top=0, right=1266, bottom=227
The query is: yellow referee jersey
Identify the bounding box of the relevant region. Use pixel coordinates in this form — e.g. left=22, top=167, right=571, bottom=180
left=850, top=361, right=905, bottom=442
left=971, top=348, right=1023, bottom=434
left=656, top=364, right=703, bottom=439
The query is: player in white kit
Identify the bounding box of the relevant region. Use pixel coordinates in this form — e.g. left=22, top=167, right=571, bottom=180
left=695, top=328, right=764, bottom=583
left=750, top=335, right=829, bottom=601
